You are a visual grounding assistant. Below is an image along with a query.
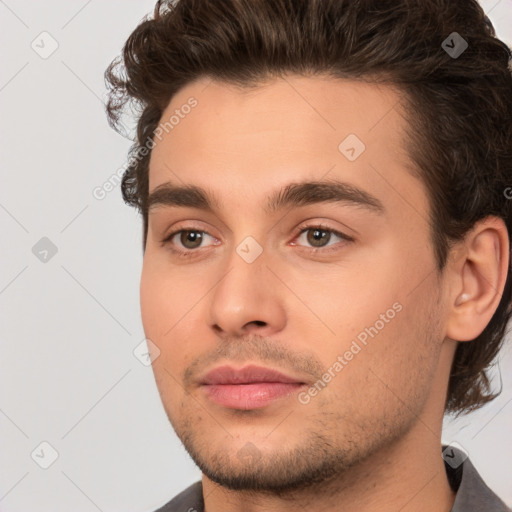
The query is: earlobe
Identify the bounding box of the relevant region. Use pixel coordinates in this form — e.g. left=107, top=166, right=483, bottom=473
left=445, top=216, right=509, bottom=343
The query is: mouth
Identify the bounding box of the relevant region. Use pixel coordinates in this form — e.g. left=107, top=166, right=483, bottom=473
left=199, top=364, right=307, bottom=410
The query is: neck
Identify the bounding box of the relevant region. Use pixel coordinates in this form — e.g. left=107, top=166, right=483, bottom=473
left=202, top=422, right=456, bottom=512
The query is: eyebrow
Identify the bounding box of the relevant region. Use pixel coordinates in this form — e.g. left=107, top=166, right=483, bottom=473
left=147, top=178, right=385, bottom=215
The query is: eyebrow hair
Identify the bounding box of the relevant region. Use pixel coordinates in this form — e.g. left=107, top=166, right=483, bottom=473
left=266, top=179, right=384, bottom=214
left=147, top=178, right=385, bottom=215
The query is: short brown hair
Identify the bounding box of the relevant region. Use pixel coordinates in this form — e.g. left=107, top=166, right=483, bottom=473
left=104, top=0, right=512, bottom=415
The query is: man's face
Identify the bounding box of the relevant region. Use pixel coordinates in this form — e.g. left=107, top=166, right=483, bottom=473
left=141, top=75, right=450, bottom=492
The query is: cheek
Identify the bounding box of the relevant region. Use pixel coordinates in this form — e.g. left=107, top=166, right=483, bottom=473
left=288, top=255, right=401, bottom=345
left=140, top=258, right=205, bottom=370
left=314, top=301, right=440, bottom=427
left=296, top=252, right=439, bottom=400
left=140, top=257, right=194, bottom=337
left=140, top=262, right=167, bottom=339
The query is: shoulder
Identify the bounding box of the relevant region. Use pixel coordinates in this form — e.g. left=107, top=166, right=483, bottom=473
left=446, top=448, right=511, bottom=512
left=153, top=481, right=204, bottom=512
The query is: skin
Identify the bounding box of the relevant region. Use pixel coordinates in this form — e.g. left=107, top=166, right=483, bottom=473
left=141, top=74, right=509, bottom=512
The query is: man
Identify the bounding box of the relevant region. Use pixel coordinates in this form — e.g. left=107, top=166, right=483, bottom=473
left=104, top=0, right=512, bottom=510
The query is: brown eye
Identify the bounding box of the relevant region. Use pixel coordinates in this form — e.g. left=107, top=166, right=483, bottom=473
left=161, top=226, right=219, bottom=256
left=179, top=230, right=204, bottom=249
left=293, top=224, right=352, bottom=252
left=306, top=228, right=332, bottom=247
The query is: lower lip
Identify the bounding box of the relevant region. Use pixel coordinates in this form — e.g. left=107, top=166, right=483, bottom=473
left=202, top=383, right=304, bottom=410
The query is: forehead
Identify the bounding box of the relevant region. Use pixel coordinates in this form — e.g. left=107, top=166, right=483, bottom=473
left=148, top=74, right=426, bottom=218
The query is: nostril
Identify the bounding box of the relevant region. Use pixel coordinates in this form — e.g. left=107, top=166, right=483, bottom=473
left=244, top=320, right=267, bottom=330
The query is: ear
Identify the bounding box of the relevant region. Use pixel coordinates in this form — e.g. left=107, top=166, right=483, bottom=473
left=445, top=216, right=510, bottom=342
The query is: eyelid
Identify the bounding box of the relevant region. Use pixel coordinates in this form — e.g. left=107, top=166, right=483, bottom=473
left=161, top=221, right=354, bottom=256
left=161, top=225, right=219, bottom=248
left=290, top=222, right=354, bottom=250
left=161, top=218, right=216, bottom=240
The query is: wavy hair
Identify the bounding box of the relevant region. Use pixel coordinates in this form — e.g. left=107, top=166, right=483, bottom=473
left=105, top=0, right=512, bottom=415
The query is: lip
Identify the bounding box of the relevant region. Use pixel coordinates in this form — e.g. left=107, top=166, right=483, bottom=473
left=200, top=364, right=304, bottom=385
left=199, top=364, right=306, bottom=410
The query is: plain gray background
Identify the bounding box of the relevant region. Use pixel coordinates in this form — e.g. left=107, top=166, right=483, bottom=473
left=0, top=1, right=511, bottom=511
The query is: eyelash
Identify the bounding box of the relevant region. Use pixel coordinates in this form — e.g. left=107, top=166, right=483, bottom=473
left=161, top=223, right=354, bottom=258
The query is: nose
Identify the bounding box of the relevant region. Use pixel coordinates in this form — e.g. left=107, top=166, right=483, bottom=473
left=208, top=245, right=287, bottom=338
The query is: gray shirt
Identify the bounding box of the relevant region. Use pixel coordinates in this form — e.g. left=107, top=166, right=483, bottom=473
left=154, top=448, right=511, bottom=511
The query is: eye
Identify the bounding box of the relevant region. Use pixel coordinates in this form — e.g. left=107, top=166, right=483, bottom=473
left=292, top=224, right=353, bottom=250
left=162, top=228, right=219, bottom=255
left=160, top=223, right=353, bottom=258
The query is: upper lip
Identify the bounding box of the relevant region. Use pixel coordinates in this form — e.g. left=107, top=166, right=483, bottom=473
left=199, top=364, right=305, bottom=385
